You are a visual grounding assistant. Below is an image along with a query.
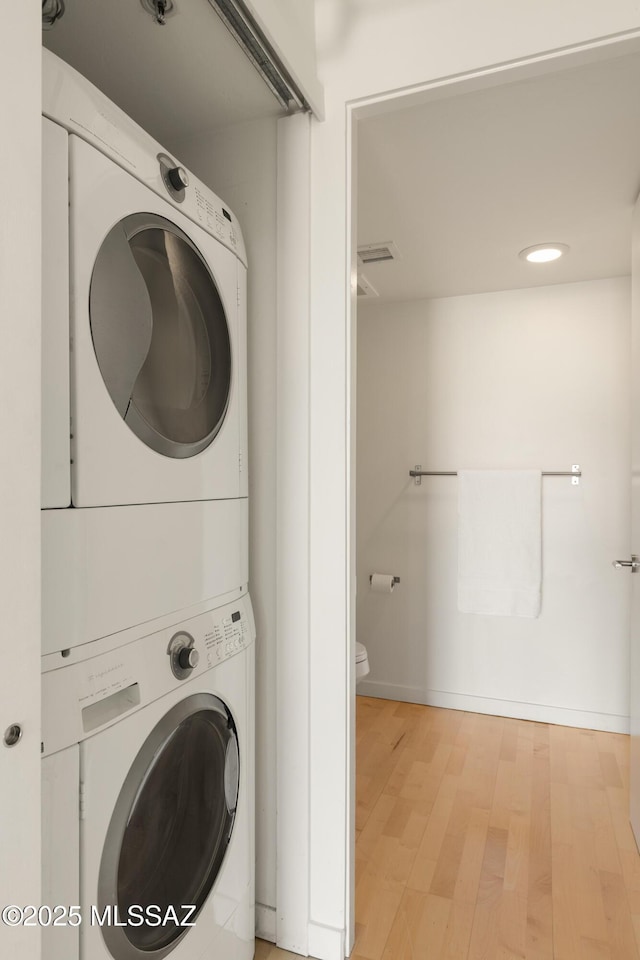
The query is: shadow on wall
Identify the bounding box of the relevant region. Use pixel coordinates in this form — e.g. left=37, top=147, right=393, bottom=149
left=315, top=0, right=438, bottom=57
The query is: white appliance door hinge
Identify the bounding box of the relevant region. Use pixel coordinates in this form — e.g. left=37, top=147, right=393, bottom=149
left=79, top=779, right=87, bottom=821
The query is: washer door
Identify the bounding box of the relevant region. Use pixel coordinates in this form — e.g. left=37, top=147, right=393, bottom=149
left=98, top=693, right=240, bottom=960
left=89, top=214, right=232, bottom=459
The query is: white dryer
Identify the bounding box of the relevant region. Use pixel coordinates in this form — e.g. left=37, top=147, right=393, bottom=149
left=41, top=50, right=250, bottom=654
left=42, top=49, right=248, bottom=509
left=42, top=593, right=255, bottom=960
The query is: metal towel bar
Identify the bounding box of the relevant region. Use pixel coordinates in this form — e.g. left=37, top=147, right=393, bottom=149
left=409, top=464, right=581, bottom=485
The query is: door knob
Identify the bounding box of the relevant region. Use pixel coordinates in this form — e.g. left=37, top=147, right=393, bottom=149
left=612, top=554, right=640, bottom=572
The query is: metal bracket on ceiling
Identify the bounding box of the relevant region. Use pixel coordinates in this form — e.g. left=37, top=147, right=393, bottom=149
left=42, top=0, right=66, bottom=30
left=140, top=0, right=175, bottom=26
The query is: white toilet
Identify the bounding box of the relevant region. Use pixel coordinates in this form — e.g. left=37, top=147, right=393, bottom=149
left=356, top=642, right=370, bottom=681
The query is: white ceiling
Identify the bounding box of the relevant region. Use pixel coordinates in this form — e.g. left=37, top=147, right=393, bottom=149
left=357, top=52, right=640, bottom=302
left=43, top=0, right=283, bottom=148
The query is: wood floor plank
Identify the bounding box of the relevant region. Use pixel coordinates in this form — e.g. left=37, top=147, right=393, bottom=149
left=440, top=899, right=477, bottom=959
left=406, top=785, right=455, bottom=892
left=353, top=863, right=405, bottom=960
left=600, top=868, right=640, bottom=959
left=452, top=805, right=490, bottom=906
left=380, top=887, right=452, bottom=960
left=466, top=825, right=509, bottom=959
left=526, top=724, right=553, bottom=960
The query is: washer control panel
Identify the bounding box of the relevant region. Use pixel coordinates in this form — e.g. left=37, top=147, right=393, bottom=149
left=41, top=594, right=255, bottom=757
left=202, top=608, right=251, bottom=668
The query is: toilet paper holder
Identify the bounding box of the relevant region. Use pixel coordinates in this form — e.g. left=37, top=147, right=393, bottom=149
left=369, top=575, right=400, bottom=585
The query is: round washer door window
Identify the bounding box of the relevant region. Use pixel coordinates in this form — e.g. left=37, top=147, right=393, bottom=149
left=98, top=693, right=240, bottom=960
left=90, top=214, right=232, bottom=459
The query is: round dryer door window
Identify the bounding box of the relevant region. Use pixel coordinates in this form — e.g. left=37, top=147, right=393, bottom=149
left=98, top=694, right=240, bottom=959
left=89, top=214, right=232, bottom=459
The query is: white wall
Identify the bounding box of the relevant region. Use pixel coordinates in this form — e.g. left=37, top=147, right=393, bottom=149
left=307, top=4, right=640, bottom=957
left=0, top=8, right=41, bottom=959
left=174, top=117, right=279, bottom=932
left=357, top=279, right=631, bottom=732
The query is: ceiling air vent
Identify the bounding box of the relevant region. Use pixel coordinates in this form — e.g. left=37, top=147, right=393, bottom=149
left=356, top=275, right=379, bottom=299
left=357, top=241, right=401, bottom=266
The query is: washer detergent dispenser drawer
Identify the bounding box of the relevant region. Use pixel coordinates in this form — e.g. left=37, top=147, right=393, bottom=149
left=69, top=134, right=247, bottom=507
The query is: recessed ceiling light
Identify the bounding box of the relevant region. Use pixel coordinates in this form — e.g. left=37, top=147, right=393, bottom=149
left=519, top=243, right=569, bottom=263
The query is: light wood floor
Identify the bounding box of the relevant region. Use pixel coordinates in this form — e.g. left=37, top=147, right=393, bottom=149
left=354, top=697, right=640, bottom=959
left=257, top=697, right=640, bottom=959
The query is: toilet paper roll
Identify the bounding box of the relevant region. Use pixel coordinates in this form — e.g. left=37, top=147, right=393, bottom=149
left=370, top=573, right=396, bottom=594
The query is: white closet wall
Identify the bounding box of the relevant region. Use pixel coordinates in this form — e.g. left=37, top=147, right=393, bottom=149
left=175, top=117, right=279, bottom=930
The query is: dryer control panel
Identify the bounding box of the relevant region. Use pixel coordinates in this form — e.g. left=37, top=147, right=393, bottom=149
left=42, top=50, right=247, bottom=267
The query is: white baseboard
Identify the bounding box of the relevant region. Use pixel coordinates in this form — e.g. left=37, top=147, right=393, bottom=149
left=356, top=680, right=630, bottom=734
left=256, top=903, right=276, bottom=943
left=257, top=916, right=345, bottom=959
left=308, top=921, right=346, bottom=960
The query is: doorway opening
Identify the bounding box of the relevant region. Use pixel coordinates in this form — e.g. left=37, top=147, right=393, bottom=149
left=349, top=42, right=640, bottom=957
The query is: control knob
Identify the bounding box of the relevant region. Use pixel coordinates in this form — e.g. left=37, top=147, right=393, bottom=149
left=167, top=166, right=189, bottom=192
left=167, top=631, right=198, bottom=679
left=178, top=646, right=199, bottom=670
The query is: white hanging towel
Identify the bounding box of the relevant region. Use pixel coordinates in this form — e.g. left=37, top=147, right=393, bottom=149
left=457, top=470, right=542, bottom=618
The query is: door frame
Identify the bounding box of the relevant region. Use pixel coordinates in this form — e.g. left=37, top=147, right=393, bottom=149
left=0, top=7, right=42, bottom=960
left=344, top=27, right=640, bottom=952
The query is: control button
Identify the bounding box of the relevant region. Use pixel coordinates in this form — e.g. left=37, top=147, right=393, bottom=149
left=178, top=647, right=199, bottom=671
left=157, top=153, right=188, bottom=203
left=167, top=631, right=198, bottom=680
left=167, top=166, right=189, bottom=191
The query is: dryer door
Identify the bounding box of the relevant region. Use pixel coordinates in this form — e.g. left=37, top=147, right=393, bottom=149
left=97, top=693, right=240, bottom=960
left=90, top=213, right=232, bottom=459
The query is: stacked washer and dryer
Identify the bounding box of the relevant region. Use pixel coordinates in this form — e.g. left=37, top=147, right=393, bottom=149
left=41, top=49, right=255, bottom=960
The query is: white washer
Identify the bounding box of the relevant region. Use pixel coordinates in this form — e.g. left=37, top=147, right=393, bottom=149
left=42, top=49, right=248, bottom=509
left=42, top=594, right=255, bottom=960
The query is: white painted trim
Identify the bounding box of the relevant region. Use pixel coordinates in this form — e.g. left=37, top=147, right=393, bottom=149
left=308, top=921, right=346, bottom=960
left=345, top=96, right=358, bottom=960
left=276, top=111, right=312, bottom=955
left=0, top=8, right=42, bottom=960
left=351, top=30, right=640, bottom=120
left=255, top=903, right=277, bottom=943
left=356, top=683, right=630, bottom=734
